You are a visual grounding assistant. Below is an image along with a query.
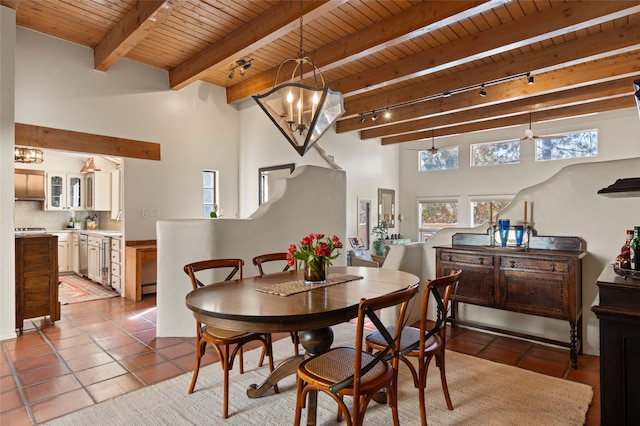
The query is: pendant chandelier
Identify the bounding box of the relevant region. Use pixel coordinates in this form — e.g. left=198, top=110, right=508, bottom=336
left=14, top=147, right=44, bottom=164
left=253, top=2, right=345, bottom=156
left=80, top=156, right=101, bottom=173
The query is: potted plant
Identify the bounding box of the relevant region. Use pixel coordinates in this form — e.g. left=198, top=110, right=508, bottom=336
left=371, top=220, right=388, bottom=257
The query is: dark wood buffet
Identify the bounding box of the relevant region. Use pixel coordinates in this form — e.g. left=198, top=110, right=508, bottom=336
left=435, top=233, right=586, bottom=368
left=592, top=265, right=640, bottom=425
left=15, top=234, right=60, bottom=331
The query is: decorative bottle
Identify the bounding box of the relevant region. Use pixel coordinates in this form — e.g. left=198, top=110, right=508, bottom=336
left=616, top=229, right=633, bottom=269
left=631, top=226, right=640, bottom=270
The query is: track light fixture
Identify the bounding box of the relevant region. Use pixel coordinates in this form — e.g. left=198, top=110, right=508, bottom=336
left=360, top=114, right=365, bottom=124
left=371, top=112, right=378, bottom=121
left=479, top=85, right=487, bottom=97
left=527, top=73, right=534, bottom=85
left=228, top=58, right=254, bottom=79
left=384, top=109, right=391, bottom=119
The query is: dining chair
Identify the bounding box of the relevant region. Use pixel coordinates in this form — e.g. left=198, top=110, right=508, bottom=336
left=294, top=283, right=420, bottom=426
left=183, top=258, right=276, bottom=419
left=365, top=269, right=462, bottom=426
left=252, top=252, right=301, bottom=357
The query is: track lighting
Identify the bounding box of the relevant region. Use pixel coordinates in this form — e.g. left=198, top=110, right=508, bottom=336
left=360, top=114, right=365, bottom=124
left=371, top=112, right=378, bottom=121
left=527, top=73, right=534, bottom=85
left=228, top=58, right=254, bottom=79
left=228, top=71, right=234, bottom=79
left=479, top=85, right=487, bottom=97
left=384, top=109, right=391, bottom=119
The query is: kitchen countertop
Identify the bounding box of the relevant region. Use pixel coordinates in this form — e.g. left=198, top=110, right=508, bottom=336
left=50, top=229, right=123, bottom=237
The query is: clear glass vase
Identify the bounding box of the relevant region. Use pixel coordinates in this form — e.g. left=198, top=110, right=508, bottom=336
left=304, top=259, right=327, bottom=284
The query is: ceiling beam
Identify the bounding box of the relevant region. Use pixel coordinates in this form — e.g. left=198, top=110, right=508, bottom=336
left=224, top=0, right=496, bottom=104
left=362, top=79, right=632, bottom=140
left=169, top=1, right=344, bottom=90
left=14, top=123, right=161, bottom=161
left=93, top=0, right=172, bottom=72
left=331, top=1, right=640, bottom=99
left=381, top=97, right=636, bottom=145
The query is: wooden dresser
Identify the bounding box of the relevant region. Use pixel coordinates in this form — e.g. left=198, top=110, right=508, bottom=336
left=592, top=265, right=640, bottom=425
left=15, top=234, right=60, bottom=331
left=435, top=233, right=586, bottom=368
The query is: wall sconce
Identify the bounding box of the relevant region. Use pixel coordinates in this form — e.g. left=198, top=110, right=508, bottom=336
left=14, top=147, right=44, bottom=163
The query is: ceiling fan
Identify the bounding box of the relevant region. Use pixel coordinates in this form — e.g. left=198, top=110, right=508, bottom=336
left=521, top=112, right=541, bottom=140
left=405, top=130, right=439, bottom=154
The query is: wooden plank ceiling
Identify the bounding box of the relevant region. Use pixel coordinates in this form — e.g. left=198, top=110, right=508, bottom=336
left=4, top=0, right=639, bottom=147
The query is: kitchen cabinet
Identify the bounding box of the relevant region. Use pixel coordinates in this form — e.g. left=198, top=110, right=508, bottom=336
left=45, top=172, right=83, bottom=210
left=87, top=235, right=101, bottom=282
left=52, top=232, right=71, bottom=273
left=72, top=233, right=80, bottom=274
left=15, top=234, right=60, bottom=331
left=15, top=168, right=45, bottom=201
left=110, top=236, right=122, bottom=292
left=435, top=234, right=586, bottom=368
left=85, top=172, right=111, bottom=211
left=110, top=169, right=122, bottom=220
left=592, top=266, right=640, bottom=425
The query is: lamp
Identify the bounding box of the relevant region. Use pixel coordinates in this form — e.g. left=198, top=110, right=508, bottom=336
left=80, top=156, right=101, bottom=173
left=253, top=2, right=345, bottom=156
left=229, top=58, right=253, bottom=79
left=527, top=73, right=534, bottom=85
left=14, top=147, right=44, bottom=164
left=479, top=84, right=487, bottom=97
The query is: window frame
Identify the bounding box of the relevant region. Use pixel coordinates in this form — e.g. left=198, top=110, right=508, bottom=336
left=417, top=198, right=459, bottom=242
left=202, top=169, right=219, bottom=218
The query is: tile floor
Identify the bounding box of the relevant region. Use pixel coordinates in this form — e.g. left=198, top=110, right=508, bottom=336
left=1, top=293, right=600, bottom=425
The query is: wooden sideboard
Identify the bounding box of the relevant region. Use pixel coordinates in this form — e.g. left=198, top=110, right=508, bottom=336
left=125, top=240, right=157, bottom=302
left=15, top=234, right=60, bottom=331
left=435, top=233, right=586, bottom=368
left=592, top=265, right=640, bottom=425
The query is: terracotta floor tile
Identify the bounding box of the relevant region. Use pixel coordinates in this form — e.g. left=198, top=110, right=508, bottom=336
left=445, top=338, right=485, bottom=356
left=477, top=346, right=524, bottom=366
left=566, top=367, right=600, bottom=387
left=78, top=321, right=117, bottom=334
left=172, top=351, right=217, bottom=372
left=527, top=345, right=571, bottom=364
left=66, top=352, right=115, bottom=372
left=135, top=361, right=184, bottom=385
left=157, top=342, right=195, bottom=360
left=12, top=353, right=59, bottom=373
left=86, top=373, right=144, bottom=402
left=24, top=374, right=81, bottom=404
left=95, top=335, right=138, bottom=351
left=74, top=361, right=128, bottom=387
left=17, top=362, right=71, bottom=387
left=108, top=342, right=153, bottom=360
left=40, top=325, right=84, bottom=341
left=453, top=329, right=496, bottom=346
left=131, top=329, right=157, bottom=342
left=518, top=355, right=568, bottom=378
left=90, top=327, right=129, bottom=341
left=119, top=320, right=155, bottom=334
left=31, top=388, right=94, bottom=424
left=0, top=406, right=32, bottom=426
left=145, top=337, right=193, bottom=350
left=119, top=352, right=167, bottom=371
left=49, top=334, right=94, bottom=350
left=7, top=343, right=53, bottom=362
left=488, top=336, right=533, bottom=354
left=0, top=362, right=12, bottom=378
left=576, top=354, right=600, bottom=371
left=585, top=405, right=600, bottom=426
left=0, top=375, right=17, bottom=392
left=0, top=389, right=24, bottom=412
left=2, top=332, right=45, bottom=351
left=57, top=342, right=104, bottom=361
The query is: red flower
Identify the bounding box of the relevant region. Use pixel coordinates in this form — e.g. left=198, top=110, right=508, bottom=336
left=288, top=233, right=343, bottom=266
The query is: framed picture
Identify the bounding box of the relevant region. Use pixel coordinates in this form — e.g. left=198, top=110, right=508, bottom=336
left=357, top=197, right=372, bottom=249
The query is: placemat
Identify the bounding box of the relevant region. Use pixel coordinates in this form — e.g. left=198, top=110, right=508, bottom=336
left=256, top=274, right=363, bottom=296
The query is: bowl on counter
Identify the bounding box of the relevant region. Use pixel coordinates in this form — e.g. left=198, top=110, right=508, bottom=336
left=87, top=223, right=98, bottom=230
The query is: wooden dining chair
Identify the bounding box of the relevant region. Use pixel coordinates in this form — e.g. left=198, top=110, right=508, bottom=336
left=252, top=252, right=301, bottom=357
left=365, top=269, right=462, bottom=426
left=183, top=258, right=276, bottom=419
left=294, top=283, right=419, bottom=426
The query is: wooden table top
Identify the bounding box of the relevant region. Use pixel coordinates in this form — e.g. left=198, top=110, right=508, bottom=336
left=185, top=266, right=419, bottom=334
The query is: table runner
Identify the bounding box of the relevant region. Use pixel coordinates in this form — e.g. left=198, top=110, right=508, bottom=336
left=256, top=274, right=363, bottom=296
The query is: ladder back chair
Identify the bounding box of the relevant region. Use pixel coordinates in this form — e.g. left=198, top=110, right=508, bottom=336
left=184, top=258, right=276, bottom=419
left=252, top=252, right=301, bottom=357
left=365, top=269, right=462, bottom=426
left=294, top=283, right=419, bottom=426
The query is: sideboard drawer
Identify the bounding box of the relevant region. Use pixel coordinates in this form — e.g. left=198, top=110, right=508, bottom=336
left=440, top=250, right=494, bottom=267
left=500, top=256, right=569, bottom=273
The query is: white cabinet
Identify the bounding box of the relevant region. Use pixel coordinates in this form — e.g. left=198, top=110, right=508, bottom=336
left=110, top=236, right=122, bottom=292
left=72, top=233, right=80, bottom=274
left=87, top=235, right=101, bottom=282
left=52, top=232, right=71, bottom=273
left=46, top=172, right=84, bottom=210
left=110, top=170, right=122, bottom=220
left=85, top=172, right=111, bottom=211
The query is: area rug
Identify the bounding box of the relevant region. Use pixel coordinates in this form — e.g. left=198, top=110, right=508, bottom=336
left=45, top=323, right=592, bottom=425
left=58, top=274, right=119, bottom=305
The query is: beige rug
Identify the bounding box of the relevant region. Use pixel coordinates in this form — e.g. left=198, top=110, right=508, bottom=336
left=58, top=274, right=119, bottom=304
left=45, top=323, right=592, bottom=425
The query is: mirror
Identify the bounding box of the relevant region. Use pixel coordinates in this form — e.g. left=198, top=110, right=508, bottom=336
left=378, top=188, right=395, bottom=228
left=259, top=163, right=295, bottom=205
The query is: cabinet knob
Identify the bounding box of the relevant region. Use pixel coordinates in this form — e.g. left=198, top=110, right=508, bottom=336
left=447, top=255, right=452, bottom=262
left=509, top=260, right=516, bottom=268
left=479, top=257, right=484, bottom=265
left=549, top=263, right=556, bottom=272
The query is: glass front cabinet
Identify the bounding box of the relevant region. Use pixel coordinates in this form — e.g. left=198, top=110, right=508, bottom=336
left=46, top=172, right=84, bottom=210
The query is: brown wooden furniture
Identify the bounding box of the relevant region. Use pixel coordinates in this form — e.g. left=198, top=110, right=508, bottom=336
left=125, top=240, right=156, bottom=301
left=183, top=258, right=275, bottom=419
left=592, top=265, right=640, bottom=425
left=435, top=233, right=586, bottom=368
left=294, top=283, right=418, bottom=426
left=185, top=267, right=420, bottom=401
left=366, top=270, right=462, bottom=426
left=252, top=252, right=300, bottom=358
left=15, top=234, right=60, bottom=331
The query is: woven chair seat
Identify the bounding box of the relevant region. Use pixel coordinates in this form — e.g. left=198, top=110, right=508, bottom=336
left=304, top=347, right=389, bottom=386
left=203, top=325, right=255, bottom=341
left=366, top=326, right=439, bottom=352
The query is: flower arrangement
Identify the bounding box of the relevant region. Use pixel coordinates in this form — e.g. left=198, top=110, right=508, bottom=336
left=287, top=233, right=343, bottom=267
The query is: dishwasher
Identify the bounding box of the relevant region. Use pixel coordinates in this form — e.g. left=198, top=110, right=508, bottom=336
left=79, top=234, right=88, bottom=277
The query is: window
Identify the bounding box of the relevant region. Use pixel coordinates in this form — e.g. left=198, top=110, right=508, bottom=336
left=471, top=140, right=520, bottom=167
left=535, top=129, right=597, bottom=161
left=418, top=200, right=458, bottom=242
left=419, top=146, right=459, bottom=171
left=203, top=170, right=218, bottom=218
left=471, top=199, right=512, bottom=227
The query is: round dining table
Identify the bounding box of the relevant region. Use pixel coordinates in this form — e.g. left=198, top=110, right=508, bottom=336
left=184, top=266, right=420, bottom=401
